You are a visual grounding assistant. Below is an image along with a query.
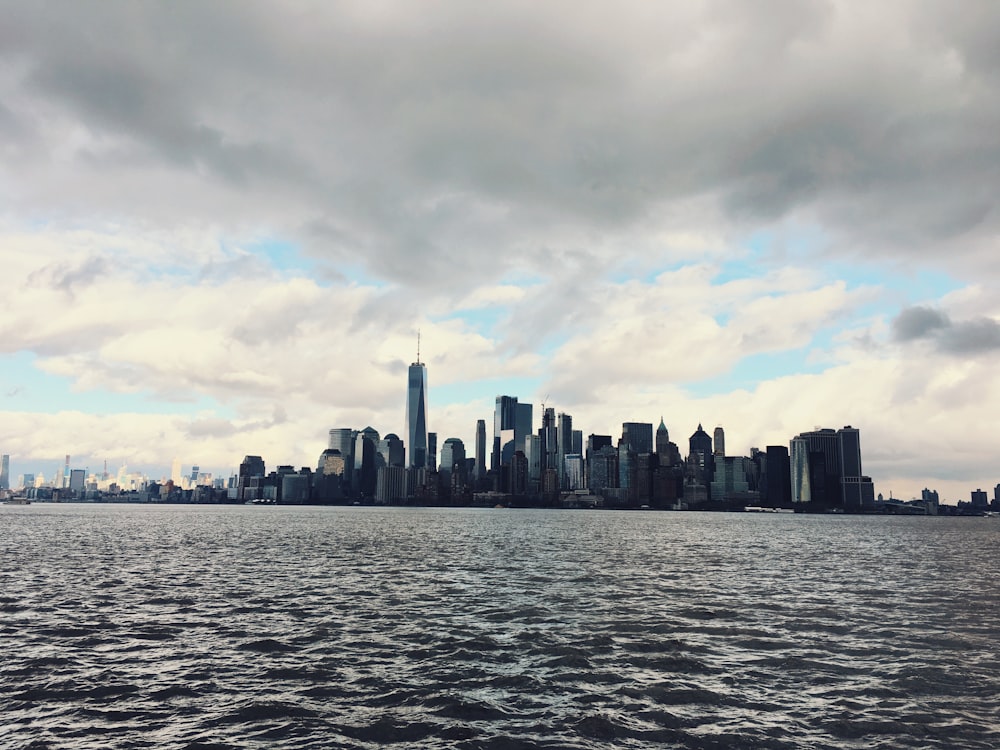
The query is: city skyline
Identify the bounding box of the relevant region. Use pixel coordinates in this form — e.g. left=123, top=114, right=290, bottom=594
left=2, top=3, right=1000, bottom=502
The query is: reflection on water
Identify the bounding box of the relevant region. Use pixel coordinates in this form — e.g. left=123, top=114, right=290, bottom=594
left=2, top=504, right=999, bottom=749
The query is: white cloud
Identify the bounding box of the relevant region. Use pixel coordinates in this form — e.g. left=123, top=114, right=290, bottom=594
left=2, top=2, right=999, bottom=498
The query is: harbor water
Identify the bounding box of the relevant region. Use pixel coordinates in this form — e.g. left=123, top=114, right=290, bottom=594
left=2, top=504, right=998, bottom=749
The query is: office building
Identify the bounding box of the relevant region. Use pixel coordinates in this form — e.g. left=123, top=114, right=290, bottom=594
left=765, top=446, right=791, bottom=506
left=540, top=407, right=558, bottom=475
left=475, top=419, right=487, bottom=480
left=713, top=426, right=725, bottom=457
left=791, top=426, right=871, bottom=510
left=622, top=422, right=653, bottom=455
left=238, top=455, right=265, bottom=501
left=377, top=433, right=405, bottom=468
left=439, top=438, right=467, bottom=480
left=557, top=412, right=573, bottom=488
left=428, top=432, right=437, bottom=475
left=406, top=348, right=429, bottom=469
left=493, top=395, right=519, bottom=470
left=689, top=424, right=714, bottom=482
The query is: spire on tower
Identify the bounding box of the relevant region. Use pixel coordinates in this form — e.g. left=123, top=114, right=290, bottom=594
left=417, top=329, right=421, bottom=365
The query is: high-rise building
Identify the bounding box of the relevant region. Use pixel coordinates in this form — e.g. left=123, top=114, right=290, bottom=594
left=557, top=412, right=573, bottom=488
left=525, top=434, right=541, bottom=483
left=0, top=454, right=8, bottom=490
left=655, top=419, right=669, bottom=456
left=789, top=436, right=812, bottom=504
left=492, top=395, right=519, bottom=470
left=377, top=433, right=405, bottom=468
left=475, top=419, right=487, bottom=480
left=588, top=444, right=617, bottom=493
left=564, top=454, right=584, bottom=490
left=586, top=434, right=613, bottom=490
left=406, top=342, right=429, bottom=469
left=541, top=407, right=558, bottom=474
left=328, top=428, right=353, bottom=454
left=354, top=428, right=379, bottom=498
left=427, top=432, right=438, bottom=475
left=622, top=422, right=653, bottom=454
left=791, top=426, right=870, bottom=509
left=238, top=455, right=265, bottom=501
left=688, top=424, right=714, bottom=482
left=439, top=438, right=466, bottom=481
left=765, top=446, right=791, bottom=506
left=713, top=426, right=725, bottom=457
left=516, top=403, right=533, bottom=454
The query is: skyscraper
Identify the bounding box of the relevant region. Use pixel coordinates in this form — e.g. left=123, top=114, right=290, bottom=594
left=427, top=432, right=438, bottom=474
left=688, top=424, right=713, bottom=481
left=439, top=438, right=466, bottom=480
left=541, top=407, right=558, bottom=474
left=516, top=402, right=533, bottom=454
left=0, top=454, right=8, bottom=491
left=656, top=419, right=669, bottom=456
left=557, top=412, right=573, bottom=488
left=406, top=344, right=429, bottom=469
left=791, top=426, right=870, bottom=509
left=713, top=426, right=725, bottom=457
left=493, top=395, right=519, bottom=470
left=621, top=422, right=653, bottom=454
left=474, top=419, right=487, bottom=480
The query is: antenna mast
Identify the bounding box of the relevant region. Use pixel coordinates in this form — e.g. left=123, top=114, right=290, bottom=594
left=417, top=329, right=421, bottom=365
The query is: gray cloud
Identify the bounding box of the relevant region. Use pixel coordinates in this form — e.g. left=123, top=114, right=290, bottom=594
left=942, top=318, right=1000, bottom=354
left=892, top=306, right=1000, bottom=355
left=1, top=1, right=999, bottom=292
left=892, top=306, right=950, bottom=341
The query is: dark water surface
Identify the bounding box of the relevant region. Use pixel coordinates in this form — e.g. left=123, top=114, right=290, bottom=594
left=2, top=504, right=999, bottom=749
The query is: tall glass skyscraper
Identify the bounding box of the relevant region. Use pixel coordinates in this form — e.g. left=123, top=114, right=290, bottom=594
left=406, top=359, right=428, bottom=469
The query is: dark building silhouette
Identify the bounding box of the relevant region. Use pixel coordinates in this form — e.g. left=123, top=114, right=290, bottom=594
left=765, top=445, right=791, bottom=507
left=238, top=455, right=265, bottom=502
left=689, top=424, right=714, bottom=485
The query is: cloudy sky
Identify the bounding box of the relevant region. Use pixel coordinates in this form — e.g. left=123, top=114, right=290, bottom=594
left=2, top=1, right=999, bottom=500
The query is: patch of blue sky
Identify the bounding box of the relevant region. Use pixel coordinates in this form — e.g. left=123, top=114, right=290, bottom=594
left=432, top=305, right=508, bottom=336
left=0, top=352, right=234, bottom=417
left=243, top=237, right=311, bottom=274
left=684, top=347, right=828, bottom=398
left=434, top=376, right=544, bottom=406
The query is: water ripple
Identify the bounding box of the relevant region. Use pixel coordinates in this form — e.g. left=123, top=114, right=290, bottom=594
left=2, top=504, right=999, bottom=749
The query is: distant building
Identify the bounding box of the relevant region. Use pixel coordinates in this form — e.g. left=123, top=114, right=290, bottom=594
left=713, top=426, right=725, bottom=457
left=406, top=355, right=429, bottom=469
left=622, top=422, right=653, bottom=455
left=791, top=426, right=872, bottom=510
left=0, top=454, right=8, bottom=490
left=69, top=468, right=85, bottom=494
left=474, top=419, right=487, bottom=480
left=377, top=433, right=405, bottom=468
left=557, top=412, right=573, bottom=489
left=439, top=438, right=467, bottom=481
left=493, top=395, right=519, bottom=471
left=689, top=424, right=714, bottom=483
left=375, top=465, right=408, bottom=505
left=427, top=432, right=437, bottom=476
left=564, top=454, right=584, bottom=490
left=238, top=455, right=265, bottom=501
left=765, top=446, right=791, bottom=506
